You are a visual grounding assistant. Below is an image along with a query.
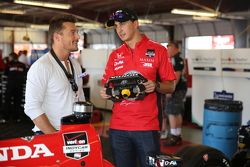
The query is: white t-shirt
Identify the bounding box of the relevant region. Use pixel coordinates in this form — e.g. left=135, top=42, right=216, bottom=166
left=24, top=52, right=85, bottom=131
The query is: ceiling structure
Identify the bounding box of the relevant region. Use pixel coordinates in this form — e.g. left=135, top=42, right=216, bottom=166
left=0, top=0, right=249, bottom=29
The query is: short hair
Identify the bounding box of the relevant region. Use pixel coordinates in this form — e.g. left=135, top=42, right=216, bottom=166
left=167, top=41, right=180, bottom=49
left=48, top=14, right=77, bottom=44
left=9, top=52, right=18, bottom=60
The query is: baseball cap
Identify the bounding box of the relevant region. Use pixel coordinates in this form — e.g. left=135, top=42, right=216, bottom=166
left=106, top=8, right=138, bottom=27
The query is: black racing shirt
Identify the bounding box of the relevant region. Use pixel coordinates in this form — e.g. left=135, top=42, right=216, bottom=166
left=171, top=52, right=187, bottom=91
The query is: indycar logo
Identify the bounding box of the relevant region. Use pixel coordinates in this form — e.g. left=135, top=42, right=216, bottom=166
left=63, top=132, right=90, bottom=160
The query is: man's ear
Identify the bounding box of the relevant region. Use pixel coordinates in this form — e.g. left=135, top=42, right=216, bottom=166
left=133, top=20, right=139, bottom=28
left=53, top=33, right=61, bottom=42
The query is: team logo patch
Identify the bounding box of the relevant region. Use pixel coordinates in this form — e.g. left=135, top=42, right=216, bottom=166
left=63, top=132, right=90, bottom=160
left=116, top=53, right=125, bottom=59
left=146, top=49, right=155, bottom=57
left=143, top=62, right=153, bottom=68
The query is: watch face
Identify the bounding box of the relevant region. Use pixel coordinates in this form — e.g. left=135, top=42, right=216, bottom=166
left=156, top=82, right=160, bottom=89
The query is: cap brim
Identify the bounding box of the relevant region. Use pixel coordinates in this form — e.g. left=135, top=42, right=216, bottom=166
left=106, top=18, right=131, bottom=28
left=106, top=20, right=114, bottom=28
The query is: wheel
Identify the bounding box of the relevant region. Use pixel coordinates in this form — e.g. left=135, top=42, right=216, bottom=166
left=231, top=150, right=250, bottom=167
left=174, top=144, right=231, bottom=167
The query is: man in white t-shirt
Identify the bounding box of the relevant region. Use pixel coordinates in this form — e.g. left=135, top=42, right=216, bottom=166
left=24, top=15, right=85, bottom=134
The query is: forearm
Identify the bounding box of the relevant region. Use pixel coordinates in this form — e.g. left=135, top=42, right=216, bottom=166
left=156, top=80, right=175, bottom=94
left=32, top=114, right=57, bottom=134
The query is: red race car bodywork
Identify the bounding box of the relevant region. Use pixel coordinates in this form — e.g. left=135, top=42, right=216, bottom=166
left=0, top=114, right=114, bottom=167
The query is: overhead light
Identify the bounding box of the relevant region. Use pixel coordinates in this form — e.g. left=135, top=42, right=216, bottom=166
left=138, top=19, right=153, bottom=24
left=14, top=0, right=71, bottom=9
left=30, top=23, right=103, bottom=30
left=0, top=9, right=26, bottom=15
left=30, top=24, right=49, bottom=30
left=192, top=16, right=217, bottom=21
left=23, top=34, right=30, bottom=41
left=171, top=8, right=218, bottom=17
left=76, top=22, right=103, bottom=29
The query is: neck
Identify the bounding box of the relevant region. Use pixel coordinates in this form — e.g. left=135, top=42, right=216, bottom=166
left=125, top=32, right=142, bottom=49
left=52, top=46, right=70, bottom=61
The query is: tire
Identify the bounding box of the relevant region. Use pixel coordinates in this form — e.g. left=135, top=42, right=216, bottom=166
left=231, top=150, right=250, bottom=167
left=174, top=144, right=231, bottom=167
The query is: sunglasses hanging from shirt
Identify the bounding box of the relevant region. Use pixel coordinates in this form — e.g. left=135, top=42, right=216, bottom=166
left=50, top=49, right=78, bottom=92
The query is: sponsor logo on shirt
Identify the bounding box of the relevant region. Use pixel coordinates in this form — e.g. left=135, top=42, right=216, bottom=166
left=9, top=67, right=24, bottom=72
left=116, top=53, right=125, bottom=60
left=115, top=66, right=123, bottom=71
left=143, top=63, right=153, bottom=68
left=114, top=60, right=124, bottom=66
left=139, top=58, right=154, bottom=62
left=120, top=100, right=136, bottom=106
left=145, top=49, right=155, bottom=57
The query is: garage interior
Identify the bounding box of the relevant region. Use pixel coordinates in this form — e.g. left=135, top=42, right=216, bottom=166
left=0, top=0, right=250, bottom=166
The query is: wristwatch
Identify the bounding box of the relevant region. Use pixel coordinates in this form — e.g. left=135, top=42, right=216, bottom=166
left=155, top=82, right=160, bottom=91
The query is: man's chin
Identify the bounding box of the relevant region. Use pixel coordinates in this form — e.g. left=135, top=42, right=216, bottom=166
left=71, top=48, right=79, bottom=52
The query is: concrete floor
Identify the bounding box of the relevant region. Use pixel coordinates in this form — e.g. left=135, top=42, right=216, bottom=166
left=182, top=126, right=202, bottom=144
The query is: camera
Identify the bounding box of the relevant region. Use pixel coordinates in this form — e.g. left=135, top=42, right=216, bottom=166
left=105, top=73, right=147, bottom=102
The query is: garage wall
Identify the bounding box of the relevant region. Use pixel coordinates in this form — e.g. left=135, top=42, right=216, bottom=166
left=174, top=20, right=249, bottom=48
left=85, top=25, right=169, bottom=46
left=79, top=49, right=114, bottom=109
left=0, top=28, right=47, bottom=57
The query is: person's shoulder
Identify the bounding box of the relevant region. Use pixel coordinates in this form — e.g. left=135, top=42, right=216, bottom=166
left=175, top=53, right=184, bottom=61
left=29, top=53, right=52, bottom=71
left=147, top=39, right=166, bottom=50
left=114, top=44, right=126, bottom=51
left=110, top=45, right=126, bottom=56
left=17, top=61, right=27, bottom=67
left=174, top=55, right=185, bottom=68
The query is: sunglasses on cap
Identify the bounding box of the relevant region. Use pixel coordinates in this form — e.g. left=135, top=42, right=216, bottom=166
left=106, top=8, right=138, bottom=27
left=110, top=10, right=129, bottom=20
